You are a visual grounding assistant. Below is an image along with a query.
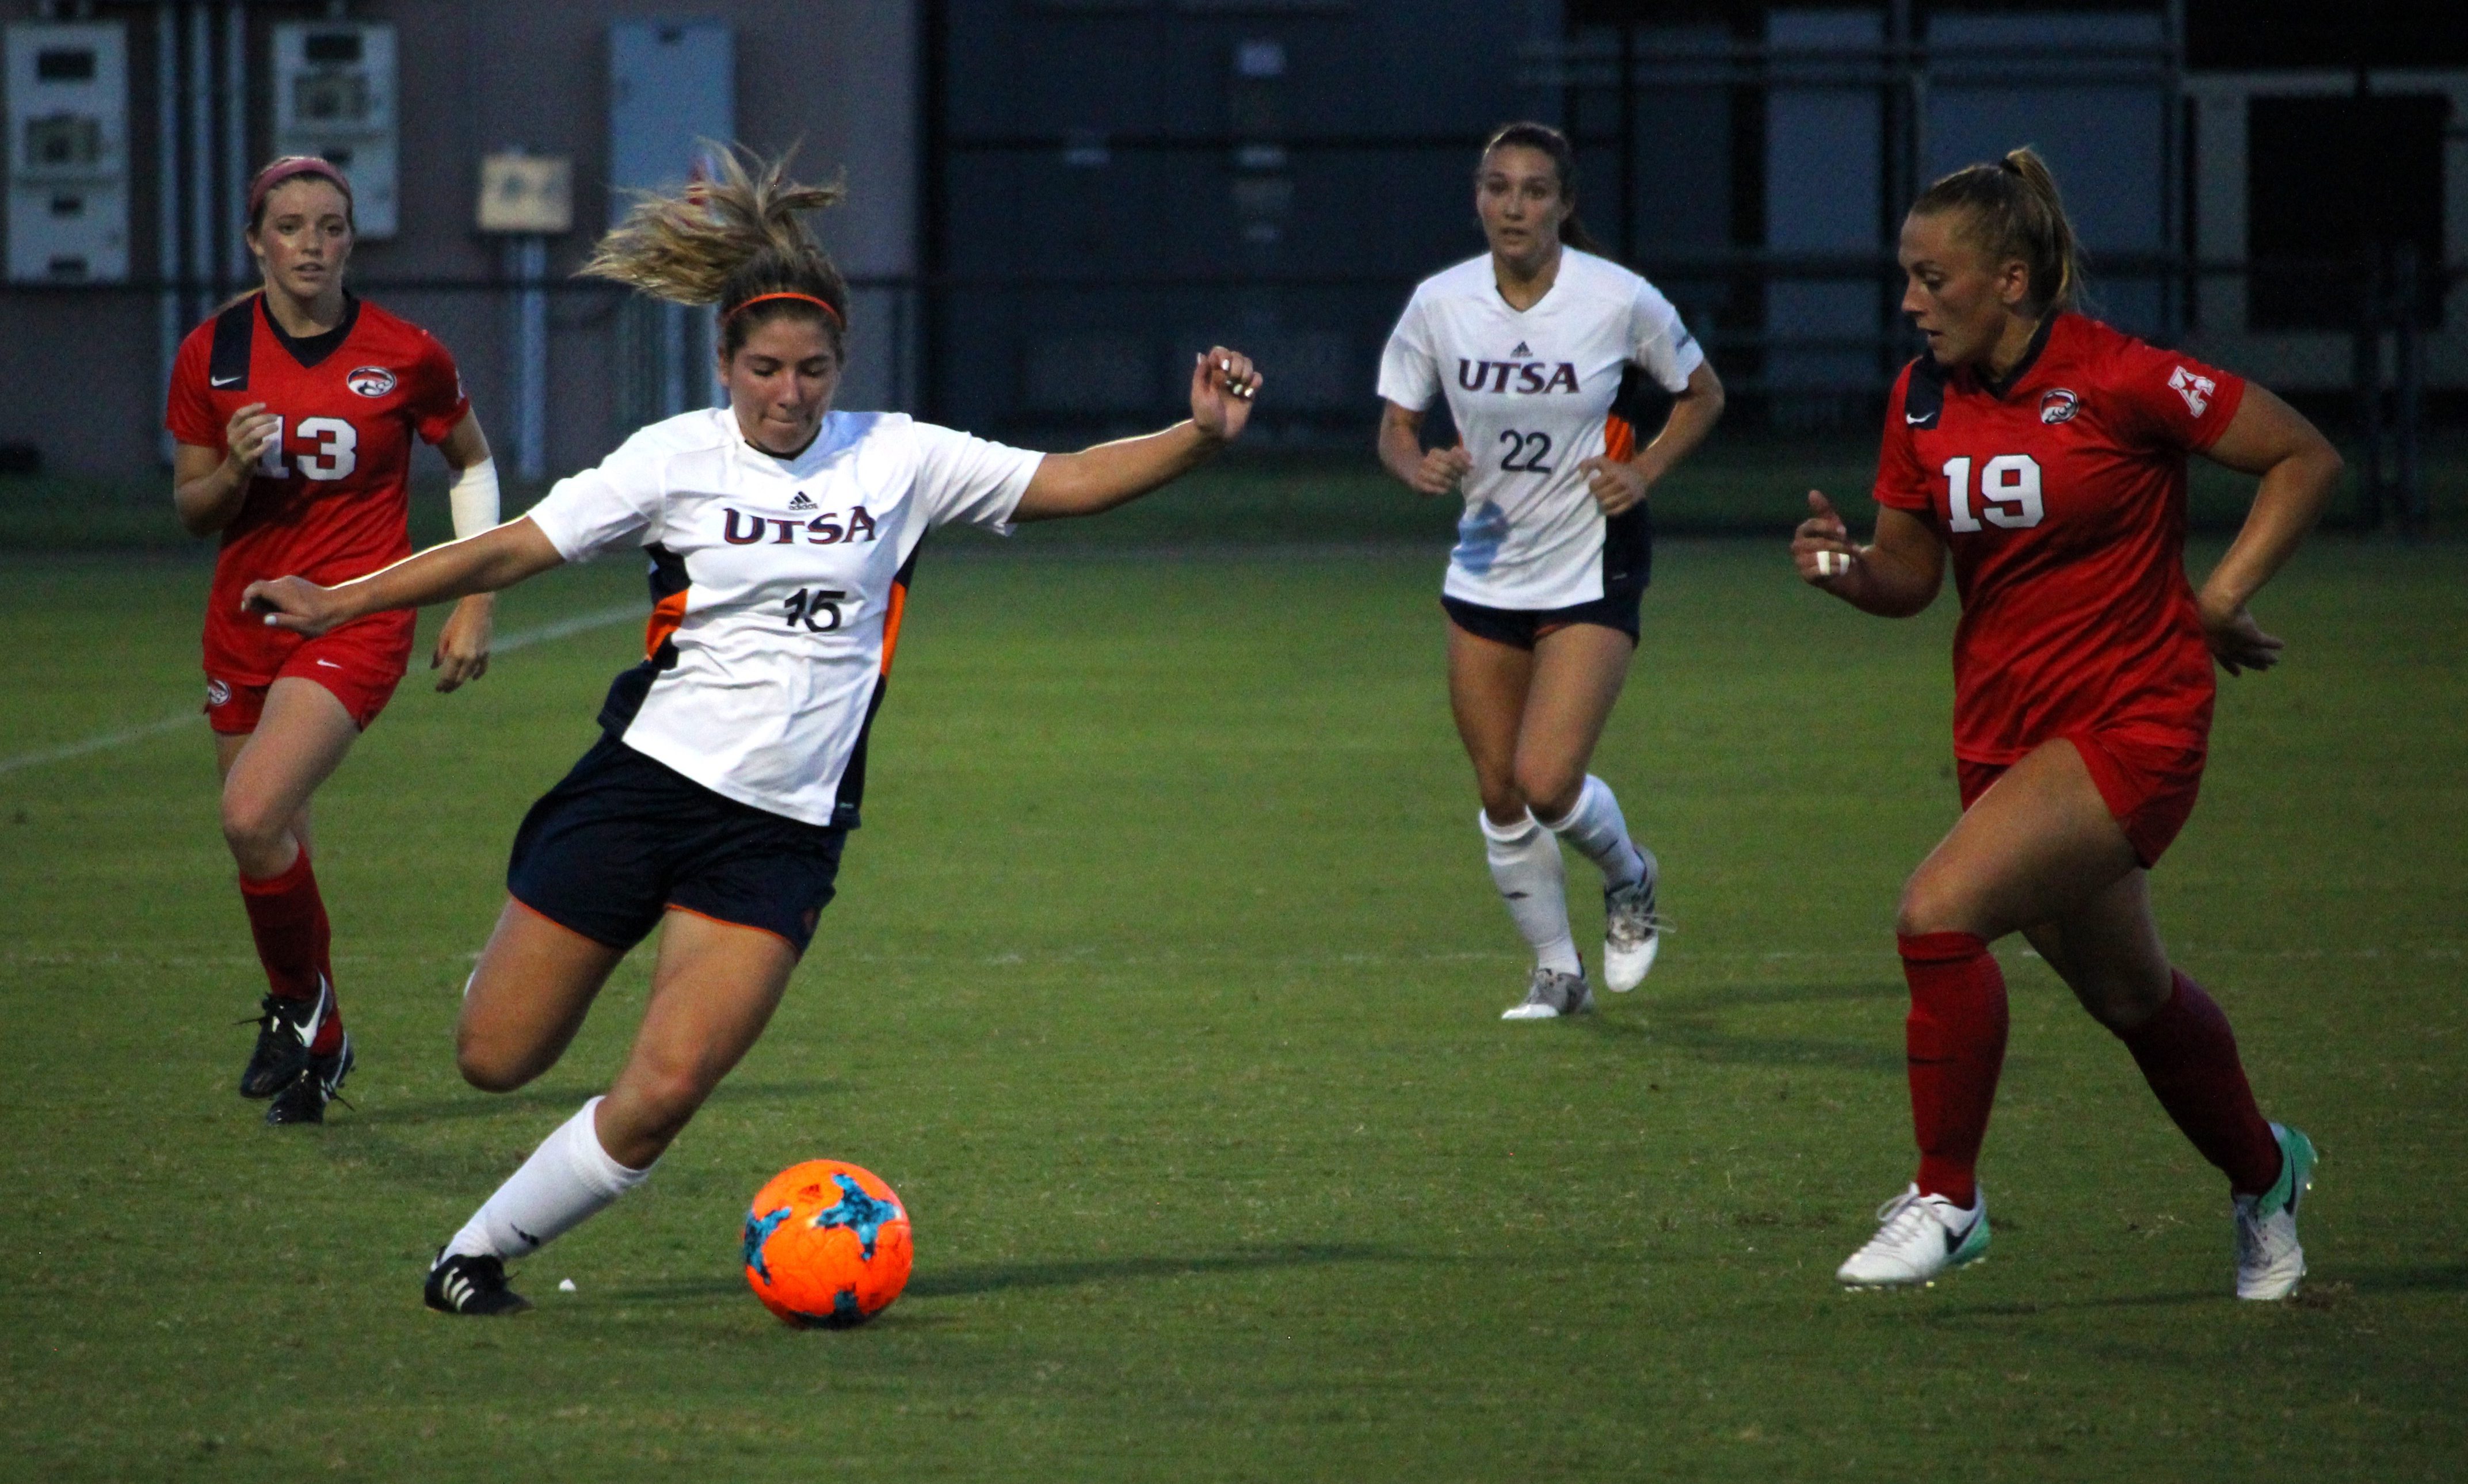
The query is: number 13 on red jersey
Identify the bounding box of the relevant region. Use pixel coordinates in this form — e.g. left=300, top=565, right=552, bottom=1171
left=1940, top=453, right=2044, bottom=532
left=252, top=415, right=361, bottom=482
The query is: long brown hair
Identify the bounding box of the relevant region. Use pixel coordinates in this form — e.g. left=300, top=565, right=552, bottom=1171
left=1910, top=146, right=2085, bottom=317
left=582, top=144, right=849, bottom=357
left=1479, top=121, right=1608, bottom=256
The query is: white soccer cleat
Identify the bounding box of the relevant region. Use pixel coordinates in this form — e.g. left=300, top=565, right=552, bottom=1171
left=1501, top=966, right=1593, bottom=1021
left=1836, top=1184, right=1990, bottom=1289
left=2234, top=1123, right=2318, bottom=1302
left=1602, top=851, right=1664, bottom=992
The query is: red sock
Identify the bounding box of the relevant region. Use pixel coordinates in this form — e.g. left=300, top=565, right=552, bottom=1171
left=238, top=848, right=344, bottom=1054
left=2116, top=971, right=2281, bottom=1195
left=1899, top=931, right=2008, bottom=1207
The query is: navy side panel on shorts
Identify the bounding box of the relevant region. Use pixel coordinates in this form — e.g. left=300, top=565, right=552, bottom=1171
left=508, top=735, right=847, bottom=954
left=1602, top=363, right=1661, bottom=599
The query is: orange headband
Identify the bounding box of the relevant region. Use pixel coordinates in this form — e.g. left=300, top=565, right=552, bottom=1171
left=723, top=291, right=842, bottom=326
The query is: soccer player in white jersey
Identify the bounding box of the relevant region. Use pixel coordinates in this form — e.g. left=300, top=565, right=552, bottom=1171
left=242, top=148, right=1264, bottom=1316
left=1376, top=123, right=1725, bottom=1020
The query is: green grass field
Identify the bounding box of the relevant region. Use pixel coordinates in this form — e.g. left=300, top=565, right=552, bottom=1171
left=1, top=532, right=2462, bottom=1481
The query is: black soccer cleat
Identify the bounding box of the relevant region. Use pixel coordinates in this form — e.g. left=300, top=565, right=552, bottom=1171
left=425, top=1250, right=533, bottom=1317
left=238, top=976, right=336, bottom=1100
left=263, top=1031, right=353, bottom=1126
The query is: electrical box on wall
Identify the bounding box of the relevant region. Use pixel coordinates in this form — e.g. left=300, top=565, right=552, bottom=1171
left=4, top=21, right=131, bottom=283
left=270, top=21, right=398, bottom=238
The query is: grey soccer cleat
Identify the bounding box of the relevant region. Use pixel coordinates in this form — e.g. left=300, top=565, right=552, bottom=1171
left=1501, top=966, right=1593, bottom=1021
left=1603, top=850, right=1665, bottom=992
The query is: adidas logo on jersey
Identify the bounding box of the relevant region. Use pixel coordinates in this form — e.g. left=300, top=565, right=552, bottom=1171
left=1510, top=341, right=1533, bottom=359
left=787, top=492, right=816, bottom=511
left=1457, top=358, right=1580, bottom=394
left=723, top=505, right=880, bottom=547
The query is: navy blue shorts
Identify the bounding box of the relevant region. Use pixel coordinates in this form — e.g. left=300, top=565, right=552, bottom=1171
left=506, top=735, right=848, bottom=955
left=1441, top=589, right=1643, bottom=650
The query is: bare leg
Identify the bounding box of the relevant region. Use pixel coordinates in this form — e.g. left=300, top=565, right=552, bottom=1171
left=216, top=678, right=360, bottom=878
left=455, top=900, right=631, bottom=1092
left=595, top=911, right=802, bottom=1169
left=1446, top=623, right=1535, bottom=826
left=1511, top=623, right=1634, bottom=821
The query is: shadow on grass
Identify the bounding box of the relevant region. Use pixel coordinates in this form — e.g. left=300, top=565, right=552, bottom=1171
left=2344, top=1262, right=2468, bottom=1296
left=602, top=1242, right=1414, bottom=1306
left=341, top=1078, right=844, bottom=1128
left=1588, top=978, right=1909, bottom=1074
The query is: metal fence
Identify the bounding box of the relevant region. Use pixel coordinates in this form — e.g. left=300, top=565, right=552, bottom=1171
left=0, top=251, right=2448, bottom=530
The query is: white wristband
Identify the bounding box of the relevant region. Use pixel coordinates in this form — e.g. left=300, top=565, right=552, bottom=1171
left=448, top=456, right=502, bottom=541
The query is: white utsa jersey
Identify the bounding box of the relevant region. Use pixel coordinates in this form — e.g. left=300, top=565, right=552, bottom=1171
left=522, top=407, right=1041, bottom=827
left=1378, top=249, right=1704, bottom=609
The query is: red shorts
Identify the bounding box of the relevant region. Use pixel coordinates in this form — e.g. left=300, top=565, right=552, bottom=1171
left=1956, top=726, right=2207, bottom=868
left=205, top=621, right=409, bottom=735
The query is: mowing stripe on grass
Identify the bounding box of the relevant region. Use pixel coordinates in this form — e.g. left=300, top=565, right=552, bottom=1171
left=0, top=603, right=640, bottom=777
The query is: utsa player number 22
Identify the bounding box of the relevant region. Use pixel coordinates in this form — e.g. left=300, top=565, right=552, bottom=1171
left=1378, top=122, right=1725, bottom=1021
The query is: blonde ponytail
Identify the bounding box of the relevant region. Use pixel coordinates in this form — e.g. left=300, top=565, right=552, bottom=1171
left=1912, top=144, right=2085, bottom=316
left=581, top=144, right=850, bottom=353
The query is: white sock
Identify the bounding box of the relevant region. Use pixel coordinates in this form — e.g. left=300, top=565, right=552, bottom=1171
left=1539, top=775, right=1647, bottom=888
left=442, top=1096, right=653, bottom=1263
left=1480, top=811, right=1580, bottom=975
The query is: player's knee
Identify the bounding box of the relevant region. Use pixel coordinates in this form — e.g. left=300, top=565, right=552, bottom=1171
left=1513, top=764, right=1582, bottom=822
left=623, top=1062, right=712, bottom=1138
left=454, top=1032, right=535, bottom=1094
left=218, top=791, right=287, bottom=859
left=1895, top=871, right=1972, bottom=939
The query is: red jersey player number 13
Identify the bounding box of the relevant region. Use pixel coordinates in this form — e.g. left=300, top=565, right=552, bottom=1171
left=166, top=155, right=500, bottom=1129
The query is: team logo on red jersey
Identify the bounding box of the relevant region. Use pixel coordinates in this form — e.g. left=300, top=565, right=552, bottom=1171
left=345, top=365, right=398, bottom=398
left=2168, top=365, right=2216, bottom=418
left=2039, top=388, right=2080, bottom=425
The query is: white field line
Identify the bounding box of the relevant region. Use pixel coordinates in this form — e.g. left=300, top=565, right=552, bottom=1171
left=0, top=603, right=639, bottom=778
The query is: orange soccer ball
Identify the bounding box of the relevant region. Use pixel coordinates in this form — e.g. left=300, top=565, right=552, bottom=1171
left=741, top=1160, right=913, bottom=1328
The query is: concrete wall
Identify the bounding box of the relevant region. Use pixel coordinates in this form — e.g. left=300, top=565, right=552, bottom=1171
left=0, top=0, right=918, bottom=481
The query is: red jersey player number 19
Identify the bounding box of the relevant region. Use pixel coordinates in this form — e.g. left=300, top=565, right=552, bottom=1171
left=1794, top=148, right=2340, bottom=1303
left=1872, top=311, right=2245, bottom=826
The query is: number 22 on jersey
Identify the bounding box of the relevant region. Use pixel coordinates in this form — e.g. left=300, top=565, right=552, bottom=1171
left=1940, top=453, right=2043, bottom=532
left=252, top=415, right=361, bottom=482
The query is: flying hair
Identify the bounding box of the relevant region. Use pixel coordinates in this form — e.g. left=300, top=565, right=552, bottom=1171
left=1910, top=146, right=2085, bottom=317
left=582, top=143, right=851, bottom=355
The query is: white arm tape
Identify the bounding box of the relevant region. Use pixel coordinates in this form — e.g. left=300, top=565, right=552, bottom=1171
left=448, top=456, right=502, bottom=541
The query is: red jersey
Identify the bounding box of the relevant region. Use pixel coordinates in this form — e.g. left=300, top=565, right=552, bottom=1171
left=1872, top=313, right=2246, bottom=765
left=167, top=293, right=470, bottom=683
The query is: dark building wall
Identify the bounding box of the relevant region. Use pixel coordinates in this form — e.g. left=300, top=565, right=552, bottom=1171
left=932, top=0, right=1566, bottom=441
left=0, top=0, right=917, bottom=481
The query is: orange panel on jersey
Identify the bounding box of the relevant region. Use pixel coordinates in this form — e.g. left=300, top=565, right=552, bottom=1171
left=879, top=581, right=909, bottom=676
left=644, top=591, right=689, bottom=661
left=1603, top=415, right=1637, bottom=463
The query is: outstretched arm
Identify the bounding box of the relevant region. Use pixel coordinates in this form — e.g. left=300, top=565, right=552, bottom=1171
left=1012, top=348, right=1262, bottom=522
left=242, top=517, right=567, bottom=638
left=430, top=411, right=501, bottom=691
left=1791, top=492, right=1945, bottom=617
left=2189, top=384, right=2342, bottom=674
